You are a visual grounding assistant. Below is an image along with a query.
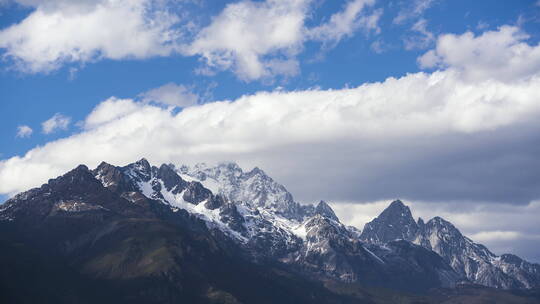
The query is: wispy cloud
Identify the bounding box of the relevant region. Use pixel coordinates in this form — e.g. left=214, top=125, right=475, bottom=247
left=393, top=0, right=436, bottom=24
left=15, top=125, right=33, bottom=138
left=403, top=18, right=434, bottom=50
left=308, top=0, right=382, bottom=44
left=140, top=83, right=199, bottom=108
left=42, top=113, right=71, bottom=134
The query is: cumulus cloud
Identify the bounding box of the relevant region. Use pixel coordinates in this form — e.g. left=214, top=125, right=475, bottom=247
left=15, top=125, right=33, bottom=138
left=419, top=25, right=540, bottom=82
left=42, top=113, right=71, bottom=134
left=183, top=0, right=309, bottom=81
left=83, top=97, right=142, bottom=130
left=0, top=0, right=381, bottom=80
left=186, top=0, right=382, bottom=81
left=0, top=0, right=182, bottom=73
left=139, top=83, right=199, bottom=108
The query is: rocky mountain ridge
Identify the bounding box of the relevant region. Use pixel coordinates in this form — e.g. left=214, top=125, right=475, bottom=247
left=360, top=199, right=540, bottom=289
left=1, top=159, right=539, bottom=297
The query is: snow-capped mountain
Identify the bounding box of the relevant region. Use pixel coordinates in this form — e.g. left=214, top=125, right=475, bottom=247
left=360, top=200, right=540, bottom=289
left=1, top=159, right=539, bottom=295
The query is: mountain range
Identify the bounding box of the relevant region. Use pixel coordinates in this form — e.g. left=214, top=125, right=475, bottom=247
left=1, top=159, right=539, bottom=303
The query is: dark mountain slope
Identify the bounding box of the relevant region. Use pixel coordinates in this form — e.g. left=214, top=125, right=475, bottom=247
left=0, top=165, right=360, bottom=304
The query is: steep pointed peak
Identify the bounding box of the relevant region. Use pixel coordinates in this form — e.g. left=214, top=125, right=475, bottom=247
left=135, top=157, right=151, bottom=169
left=418, top=217, right=425, bottom=226
left=378, top=199, right=413, bottom=220
left=383, top=199, right=411, bottom=214
left=47, top=164, right=100, bottom=190
left=317, top=200, right=331, bottom=208
left=96, top=161, right=113, bottom=169
left=246, top=166, right=272, bottom=180
left=315, top=200, right=339, bottom=222
left=93, top=161, right=119, bottom=177
left=359, top=199, right=418, bottom=244
left=428, top=216, right=454, bottom=227
left=425, top=216, right=464, bottom=239
left=123, top=158, right=152, bottom=182
left=56, top=164, right=92, bottom=179
left=388, top=199, right=407, bottom=210
left=249, top=166, right=264, bottom=174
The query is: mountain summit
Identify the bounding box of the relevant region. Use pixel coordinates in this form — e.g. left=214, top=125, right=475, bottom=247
left=359, top=199, right=419, bottom=244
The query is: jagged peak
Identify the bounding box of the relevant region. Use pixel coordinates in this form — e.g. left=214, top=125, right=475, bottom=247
left=46, top=164, right=101, bottom=189
left=359, top=199, right=418, bottom=244
left=378, top=199, right=414, bottom=220
left=247, top=166, right=265, bottom=175
left=427, top=216, right=454, bottom=227
left=388, top=199, right=407, bottom=210
left=136, top=157, right=150, bottom=166
left=96, top=161, right=113, bottom=169
left=131, top=158, right=152, bottom=173
left=315, top=200, right=339, bottom=222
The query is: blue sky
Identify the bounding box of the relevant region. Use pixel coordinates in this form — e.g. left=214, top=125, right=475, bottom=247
left=1, top=0, right=540, bottom=261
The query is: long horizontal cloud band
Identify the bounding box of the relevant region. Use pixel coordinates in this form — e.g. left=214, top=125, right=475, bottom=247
left=1, top=67, right=539, bottom=202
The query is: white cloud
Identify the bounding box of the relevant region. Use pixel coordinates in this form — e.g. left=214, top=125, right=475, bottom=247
left=184, top=0, right=380, bottom=81
left=140, top=83, right=199, bottom=108
left=393, top=0, right=435, bottom=24
left=42, top=113, right=71, bottom=134
left=1, top=62, right=539, bottom=195
left=184, top=0, right=309, bottom=81
left=308, top=0, right=381, bottom=43
left=0, top=0, right=182, bottom=73
left=0, top=0, right=380, bottom=80
left=370, top=39, right=386, bottom=53
left=15, top=125, right=33, bottom=138
left=84, top=97, right=141, bottom=130
left=403, top=18, right=434, bottom=50
left=476, top=21, right=489, bottom=31
left=418, top=25, right=540, bottom=82
left=469, top=230, right=524, bottom=242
